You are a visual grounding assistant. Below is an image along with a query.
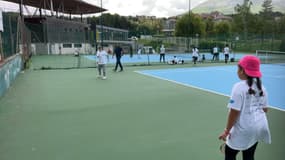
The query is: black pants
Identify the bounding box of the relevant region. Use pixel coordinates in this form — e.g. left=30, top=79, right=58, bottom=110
left=160, top=54, right=165, bottom=62
left=225, top=54, right=229, bottom=63
left=114, top=57, right=123, bottom=71
left=212, top=53, right=219, bottom=61
left=225, top=142, right=258, bottom=160
left=193, top=56, right=198, bottom=64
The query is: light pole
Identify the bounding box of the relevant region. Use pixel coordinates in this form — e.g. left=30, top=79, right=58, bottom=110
left=100, top=0, right=103, bottom=46
left=187, top=0, right=191, bottom=52
left=189, top=0, right=191, bottom=15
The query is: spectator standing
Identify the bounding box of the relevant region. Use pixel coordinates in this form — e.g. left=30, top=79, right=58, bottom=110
left=159, top=44, right=166, bottom=63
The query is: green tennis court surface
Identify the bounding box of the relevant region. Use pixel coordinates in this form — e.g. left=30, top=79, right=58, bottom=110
left=0, top=63, right=284, bottom=160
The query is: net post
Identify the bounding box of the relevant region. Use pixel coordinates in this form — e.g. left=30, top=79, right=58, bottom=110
left=0, top=32, right=3, bottom=62
left=265, top=51, right=268, bottom=64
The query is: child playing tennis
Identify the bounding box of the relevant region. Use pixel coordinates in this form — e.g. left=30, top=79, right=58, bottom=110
left=219, top=55, right=271, bottom=160
left=96, top=46, right=109, bottom=79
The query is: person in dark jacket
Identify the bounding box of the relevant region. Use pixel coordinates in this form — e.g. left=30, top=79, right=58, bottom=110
left=113, top=45, right=124, bottom=72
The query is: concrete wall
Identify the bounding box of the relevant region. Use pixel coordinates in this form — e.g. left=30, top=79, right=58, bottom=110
left=0, top=54, right=22, bottom=97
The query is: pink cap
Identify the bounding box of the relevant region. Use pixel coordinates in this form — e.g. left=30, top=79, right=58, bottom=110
left=238, top=55, right=262, bottom=77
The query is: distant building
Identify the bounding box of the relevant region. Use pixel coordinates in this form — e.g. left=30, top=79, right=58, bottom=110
left=136, top=15, right=156, bottom=21
left=24, top=16, right=131, bottom=55
left=161, top=11, right=232, bottom=36
left=200, top=11, right=232, bottom=22
left=25, top=17, right=91, bottom=55
left=162, top=16, right=177, bottom=36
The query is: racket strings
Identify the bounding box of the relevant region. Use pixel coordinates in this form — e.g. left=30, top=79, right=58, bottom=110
left=220, top=142, right=226, bottom=154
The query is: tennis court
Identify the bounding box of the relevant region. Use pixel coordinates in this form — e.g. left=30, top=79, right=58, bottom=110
left=85, top=52, right=247, bottom=64
left=31, top=52, right=247, bottom=70
left=0, top=56, right=284, bottom=160
left=137, top=64, right=285, bottom=111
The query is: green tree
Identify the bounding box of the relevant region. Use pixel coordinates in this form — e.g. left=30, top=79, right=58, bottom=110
left=234, top=0, right=253, bottom=40
left=174, top=13, right=205, bottom=37
left=137, top=24, right=152, bottom=36
left=279, top=16, right=285, bottom=35
left=175, top=13, right=205, bottom=50
left=259, top=0, right=274, bottom=37
left=204, top=18, right=215, bottom=38
left=214, top=21, right=232, bottom=41
left=279, top=16, right=285, bottom=51
left=259, top=0, right=277, bottom=50
left=260, top=0, right=273, bottom=19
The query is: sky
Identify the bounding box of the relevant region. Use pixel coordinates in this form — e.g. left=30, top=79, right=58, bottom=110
left=0, top=0, right=207, bottom=18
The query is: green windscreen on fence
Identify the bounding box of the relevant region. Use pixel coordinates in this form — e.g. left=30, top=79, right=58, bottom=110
left=2, top=12, right=19, bottom=59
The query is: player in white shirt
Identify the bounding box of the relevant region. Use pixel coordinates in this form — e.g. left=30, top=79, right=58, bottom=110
left=219, top=55, right=271, bottom=160
left=212, top=46, right=219, bottom=61
left=137, top=47, right=142, bottom=59
left=96, top=46, right=109, bottom=79
left=192, top=46, right=199, bottom=64
left=223, top=44, right=230, bottom=63
left=159, top=44, right=166, bottom=63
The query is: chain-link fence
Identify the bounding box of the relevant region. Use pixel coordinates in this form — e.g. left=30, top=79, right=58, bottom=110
left=1, top=12, right=284, bottom=70
left=1, top=12, right=19, bottom=59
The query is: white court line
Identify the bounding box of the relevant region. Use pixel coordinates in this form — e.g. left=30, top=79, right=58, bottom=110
left=263, top=75, right=285, bottom=79
left=135, top=70, right=285, bottom=112
left=135, top=70, right=230, bottom=97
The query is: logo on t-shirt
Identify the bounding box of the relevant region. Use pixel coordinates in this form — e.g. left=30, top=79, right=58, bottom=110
left=229, top=99, right=235, bottom=104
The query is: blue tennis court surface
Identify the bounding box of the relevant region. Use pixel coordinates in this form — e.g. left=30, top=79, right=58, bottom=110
left=137, top=64, right=285, bottom=111
left=85, top=53, right=247, bottom=64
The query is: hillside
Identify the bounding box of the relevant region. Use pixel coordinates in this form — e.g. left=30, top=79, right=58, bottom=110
left=192, top=0, right=285, bottom=14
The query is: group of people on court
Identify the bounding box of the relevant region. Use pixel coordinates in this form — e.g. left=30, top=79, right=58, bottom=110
left=95, top=45, right=124, bottom=80
left=211, top=44, right=232, bottom=63
left=167, top=56, right=185, bottom=65
left=191, top=44, right=232, bottom=64
left=95, top=43, right=234, bottom=79
left=157, top=44, right=233, bottom=65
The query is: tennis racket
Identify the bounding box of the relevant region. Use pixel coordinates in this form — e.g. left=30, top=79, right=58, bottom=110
left=219, top=142, right=226, bottom=154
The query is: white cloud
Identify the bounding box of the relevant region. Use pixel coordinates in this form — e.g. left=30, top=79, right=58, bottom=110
left=84, top=0, right=208, bottom=17
left=0, top=0, right=208, bottom=18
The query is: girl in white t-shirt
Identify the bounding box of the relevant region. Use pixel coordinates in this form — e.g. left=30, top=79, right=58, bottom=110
left=219, top=55, right=271, bottom=160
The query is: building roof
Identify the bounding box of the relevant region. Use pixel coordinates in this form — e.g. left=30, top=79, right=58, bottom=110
left=200, top=11, right=232, bottom=21
left=3, top=0, right=106, bottom=15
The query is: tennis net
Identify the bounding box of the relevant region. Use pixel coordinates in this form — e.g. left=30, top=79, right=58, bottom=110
left=256, top=50, right=285, bottom=64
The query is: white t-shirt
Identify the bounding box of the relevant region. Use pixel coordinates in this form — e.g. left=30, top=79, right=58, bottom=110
left=192, top=48, right=199, bottom=57
left=226, top=80, right=271, bottom=150
left=160, top=47, right=165, bottom=54
left=96, top=50, right=108, bottom=64
left=213, top=47, right=218, bottom=53
left=224, top=47, right=230, bottom=55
